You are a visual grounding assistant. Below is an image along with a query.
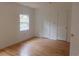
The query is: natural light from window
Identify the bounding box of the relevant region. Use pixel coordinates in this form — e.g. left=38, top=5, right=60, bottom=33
left=20, top=14, right=29, bottom=31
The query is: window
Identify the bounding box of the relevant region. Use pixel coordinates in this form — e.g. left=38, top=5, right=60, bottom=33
left=20, top=14, right=29, bottom=31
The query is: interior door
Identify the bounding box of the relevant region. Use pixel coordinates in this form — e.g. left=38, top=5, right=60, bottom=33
left=70, top=3, right=79, bottom=56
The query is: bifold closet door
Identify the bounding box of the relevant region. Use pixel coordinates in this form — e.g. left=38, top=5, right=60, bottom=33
left=57, top=7, right=67, bottom=41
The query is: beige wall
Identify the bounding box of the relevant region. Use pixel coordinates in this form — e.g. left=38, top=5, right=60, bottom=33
left=0, top=3, right=35, bottom=49
left=17, top=3, right=35, bottom=41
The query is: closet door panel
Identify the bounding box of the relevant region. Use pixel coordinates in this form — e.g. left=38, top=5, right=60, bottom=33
left=57, top=7, right=67, bottom=41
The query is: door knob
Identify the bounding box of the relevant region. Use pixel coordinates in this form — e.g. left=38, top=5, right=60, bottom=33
left=71, top=33, right=75, bottom=37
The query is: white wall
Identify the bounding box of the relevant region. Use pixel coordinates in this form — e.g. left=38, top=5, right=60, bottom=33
left=70, top=3, right=79, bottom=56
left=0, top=3, right=35, bottom=49
left=35, top=3, right=71, bottom=42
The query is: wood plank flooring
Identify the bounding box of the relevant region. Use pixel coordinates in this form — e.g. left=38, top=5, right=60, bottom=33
left=0, top=38, right=70, bottom=56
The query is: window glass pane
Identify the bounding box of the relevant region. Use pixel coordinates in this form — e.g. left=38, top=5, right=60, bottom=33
left=20, top=14, right=29, bottom=31
left=20, top=15, right=29, bottom=23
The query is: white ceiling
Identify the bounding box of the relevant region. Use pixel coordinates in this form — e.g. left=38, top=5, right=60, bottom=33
left=18, top=2, right=71, bottom=9
left=18, top=2, right=50, bottom=8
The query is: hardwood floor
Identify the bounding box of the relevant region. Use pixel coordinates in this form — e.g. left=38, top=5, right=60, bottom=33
left=0, top=38, right=70, bottom=56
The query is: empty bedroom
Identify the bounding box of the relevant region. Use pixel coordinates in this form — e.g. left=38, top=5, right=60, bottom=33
left=0, top=2, right=78, bottom=56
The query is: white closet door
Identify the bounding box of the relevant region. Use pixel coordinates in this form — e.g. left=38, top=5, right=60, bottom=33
left=49, top=4, right=58, bottom=40
left=35, top=3, right=68, bottom=41
left=57, top=7, right=67, bottom=41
